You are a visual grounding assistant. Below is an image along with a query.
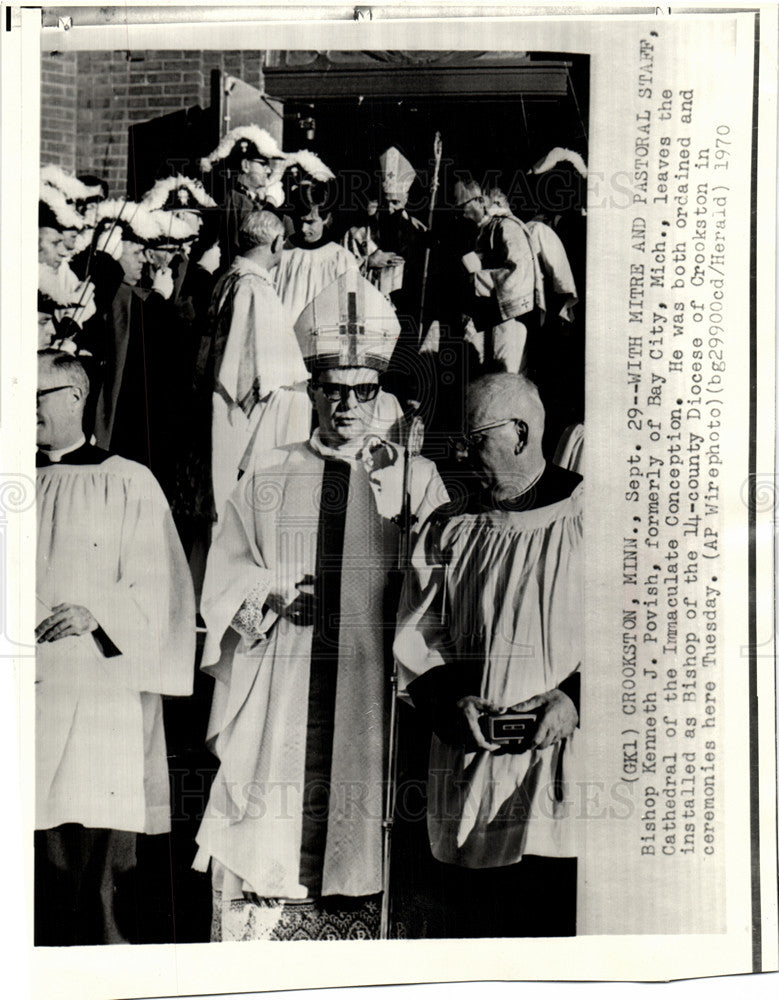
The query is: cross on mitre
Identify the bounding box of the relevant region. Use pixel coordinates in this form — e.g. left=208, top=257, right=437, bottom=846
left=294, top=270, right=401, bottom=373
left=379, top=147, right=416, bottom=201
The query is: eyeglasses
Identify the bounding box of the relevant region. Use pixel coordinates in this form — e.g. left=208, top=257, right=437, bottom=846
left=314, top=382, right=380, bottom=405
left=449, top=418, right=518, bottom=453
left=36, top=385, right=76, bottom=402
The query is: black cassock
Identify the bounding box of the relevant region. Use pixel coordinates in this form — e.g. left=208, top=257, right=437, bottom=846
left=94, top=278, right=190, bottom=506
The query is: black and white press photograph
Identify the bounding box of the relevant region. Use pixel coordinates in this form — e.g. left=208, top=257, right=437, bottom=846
left=33, top=41, right=588, bottom=947
left=12, top=5, right=778, bottom=995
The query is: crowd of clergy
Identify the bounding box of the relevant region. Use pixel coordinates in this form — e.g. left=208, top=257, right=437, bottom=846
left=35, top=125, right=585, bottom=945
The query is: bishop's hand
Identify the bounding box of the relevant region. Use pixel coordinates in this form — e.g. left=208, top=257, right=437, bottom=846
left=359, top=437, right=405, bottom=520
left=360, top=436, right=399, bottom=474
left=266, top=575, right=317, bottom=627
left=36, top=603, right=98, bottom=643
left=368, top=249, right=404, bottom=269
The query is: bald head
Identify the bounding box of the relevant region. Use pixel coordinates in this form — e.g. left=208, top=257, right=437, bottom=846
left=38, top=350, right=89, bottom=397
left=239, top=210, right=284, bottom=251
left=467, top=373, right=545, bottom=440
left=464, top=374, right=547, bottom=498
left=239, top=209, right=285, bottom=269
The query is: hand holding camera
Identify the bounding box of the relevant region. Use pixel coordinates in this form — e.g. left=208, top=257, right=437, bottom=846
left=456, top=686, right=577, bottom=754
left=505, top=687, right=578, bottom=749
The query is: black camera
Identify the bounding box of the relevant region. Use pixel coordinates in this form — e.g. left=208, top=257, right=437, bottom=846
left=479, top=711, right=538, bottom=750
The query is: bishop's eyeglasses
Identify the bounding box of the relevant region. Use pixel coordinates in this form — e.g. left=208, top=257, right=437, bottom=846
left=314, top=382, right=380, bottom=405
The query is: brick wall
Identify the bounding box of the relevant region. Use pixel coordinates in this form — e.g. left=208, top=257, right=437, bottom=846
left=77, top=50, right=209, bottom=196
left=40, top=50, right=266, bottom=196
left=40, top=52, right=78, bottom=173
left=208, top=50, right=264, bottom=92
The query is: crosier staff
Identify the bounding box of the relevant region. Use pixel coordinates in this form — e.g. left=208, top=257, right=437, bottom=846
left=379, top=406, right=425, bottom=940
left=418, top=131, right=443, bottom=341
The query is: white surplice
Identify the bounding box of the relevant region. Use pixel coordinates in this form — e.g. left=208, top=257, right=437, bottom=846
left=394, top=481, right=583, bottom=867
left=275, top=242, right=359, bottom=329
left=211, top=257, right=310, bottom=517
left=36, top=456, right=196, bottom=834
left=526, top=219, right=579, bottom=323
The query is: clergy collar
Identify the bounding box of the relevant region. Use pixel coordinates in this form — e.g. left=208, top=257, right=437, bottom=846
left=36, top=440, right=111, bottom=467
left=39, top=435, right=85, bottom=464
left=477, top=462, right=582, bottom=512
left=231, top=256, right=275, bottom=285
left=308, top=427, right=366, bottom=463
left=288, top=233, right=334, bottom=251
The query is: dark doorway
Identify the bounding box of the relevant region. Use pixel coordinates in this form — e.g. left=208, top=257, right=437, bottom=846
left=280, top=74, right=588, bottom=454
left=284, top=83, right=588, bottom=225
left=127, top=104, right=217, bottom=200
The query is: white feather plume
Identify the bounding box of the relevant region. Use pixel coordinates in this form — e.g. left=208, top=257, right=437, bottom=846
left=285, top=149, right=335, bottom=182
left=38, top=262, right=83, bottom=306
left=150, top=210, right=202, bottom=242
left=200, top=125, right=285, bottom=172
left=39, top=183, right=86, bottom=230
left=96, top=199, right=162, bottom=241
left=141, top=174, right=216, bottom=210
left=530, top=147, right=588, bottom=178
left=41, top=163, right=103, bottom=203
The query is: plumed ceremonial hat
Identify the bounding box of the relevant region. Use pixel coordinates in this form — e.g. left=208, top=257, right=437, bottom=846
left=39, top=183, right=86, bottom=231
left=142, top=174, right=217, bottom=212
left=379, top=146, right=416, bottom=200
left=147, top=209, right=202, bottom=248
left=95, top=199, right=166, bottom=244
left=285, top=149, right=335, bottom=184
left=453, top=179, right=483, bottom=207
left=38, top=200, right=63, bottom=233
left=40, top=163, right=104, bottom=205
left=200, top=125, right=285, bottom=173
left=294, top=270, right=400, bottom=373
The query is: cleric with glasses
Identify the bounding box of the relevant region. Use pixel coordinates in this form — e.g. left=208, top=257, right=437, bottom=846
left=308, top=367, right=382, bottom=446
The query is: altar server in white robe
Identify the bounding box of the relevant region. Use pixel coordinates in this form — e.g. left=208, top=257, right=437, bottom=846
left=194, top=271, right=447, bottom=941
left=275, top=183, right=359, bottom=330
left=210, top=209, right=310, bottom=517
left=34, top=349, right=195, bottom=945
left=394, top=372, right=582, bottom=938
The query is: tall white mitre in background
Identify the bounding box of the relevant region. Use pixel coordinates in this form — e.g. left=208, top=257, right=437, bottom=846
left=378, top=146, right=417, bottom=202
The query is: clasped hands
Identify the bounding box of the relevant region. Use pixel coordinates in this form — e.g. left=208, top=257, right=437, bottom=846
left=456, top=688, right=578, bottom=754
